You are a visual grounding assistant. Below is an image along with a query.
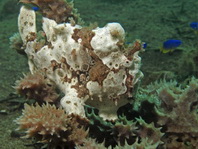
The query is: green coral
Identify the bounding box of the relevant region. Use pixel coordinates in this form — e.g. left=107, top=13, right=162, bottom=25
left=133, top=77, right=198, bottom=148
left=85, top=105, right=164, bottom=148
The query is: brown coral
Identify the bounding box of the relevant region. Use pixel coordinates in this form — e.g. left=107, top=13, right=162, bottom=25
left=111, top=116, right=137, bottom=146
left=16, top=103, right=89, bottom=148
left=14, top=72, right=59, bottom=103
left=9, top=32, right=25, bottom=55
left=19, top=0, right=81, bottom=24
left=136, top=117, right=163, bottom=146
left=155, top=77, right=198, bottom=135
left=144, top=77, right=198, bottom=148
left=77, top=138, right=106, bottom=149
left=162, top=134, right=197, bottom=149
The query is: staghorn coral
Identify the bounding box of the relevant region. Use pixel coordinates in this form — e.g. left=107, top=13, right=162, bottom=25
left=161, top=134, right=198, bottom=149
left=154, top=77, right=198, bottom=133
left=77, top=138, right=160, bottom=149
left=85, top=106, right=164, bottom=148
left=14, top=72, right=59, bottom=103
left=135, top=117, right=164, bottom=146
left=19, top=0, right=81, bottom=24
left=129, top=138, right=161, bottom=149
left=16, top=103, right=89, bottom=149
left=77, top=138, right=106, bottom=149
left=154, top=77, right=198, bottom=148
left=85, top=107, right=137, bottom=147
left=111, top=117, right=137, bottom=146
left=17, top=4, right=144, bottom=120
left=132, top=77, right=198, bottom=148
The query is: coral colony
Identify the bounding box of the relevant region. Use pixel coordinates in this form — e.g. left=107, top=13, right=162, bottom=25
left=11, top=0, right=198, bottom=148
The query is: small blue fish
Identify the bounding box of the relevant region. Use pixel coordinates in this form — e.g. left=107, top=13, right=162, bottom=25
left=31, top=6, right=39, bottom=11
left=190, top=22, right=198, bottom=30
left=160, top=39, right=182, bottom=53
left=142, top=42, right=147, bottom=49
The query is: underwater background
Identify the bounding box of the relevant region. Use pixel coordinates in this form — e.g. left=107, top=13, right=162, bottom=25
left=0, top=0, right=198, bottom=148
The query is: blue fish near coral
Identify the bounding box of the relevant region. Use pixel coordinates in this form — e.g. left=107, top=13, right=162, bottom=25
left=190, top=22, right=198, bottom=30
left=142, top=42, right=147, bottom=49
left=160, top=39, right=182, bottom=53
left=31, top=6, right=39, bottom=11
